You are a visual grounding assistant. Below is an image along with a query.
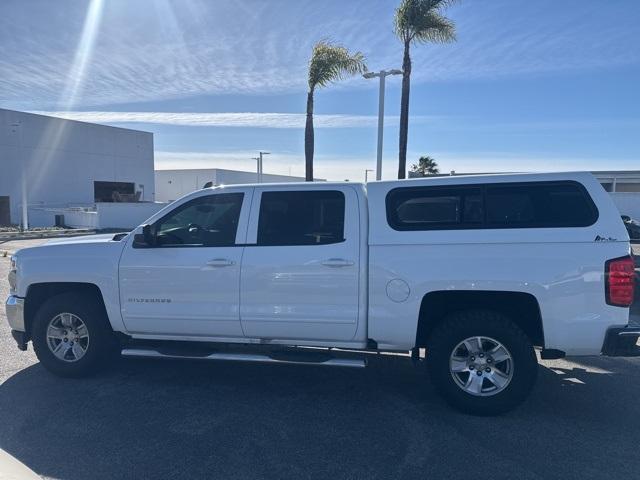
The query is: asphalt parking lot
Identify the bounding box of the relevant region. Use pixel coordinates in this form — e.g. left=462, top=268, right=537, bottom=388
left=1, top=240, right=640, bottom=480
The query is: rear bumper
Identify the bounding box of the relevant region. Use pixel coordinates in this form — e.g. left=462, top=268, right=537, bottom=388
left=602, top=326, right=640, bottom=357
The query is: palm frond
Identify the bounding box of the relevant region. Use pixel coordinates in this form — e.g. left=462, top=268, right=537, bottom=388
left=308, top=41, right=367, bottom=90
left=394, top=0, right=457, bottom=44
left=412, top=11, right=456, bottom=43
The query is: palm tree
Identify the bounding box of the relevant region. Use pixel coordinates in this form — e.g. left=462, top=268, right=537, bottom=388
left=410, top=155, right=440, bottom=175
left=394, top=0, right=456, bottom=179
left=305, top=41, right=366, bottom=181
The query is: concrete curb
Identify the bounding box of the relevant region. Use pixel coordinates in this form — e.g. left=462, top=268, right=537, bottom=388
left=0, top=229, right=95, bottom=242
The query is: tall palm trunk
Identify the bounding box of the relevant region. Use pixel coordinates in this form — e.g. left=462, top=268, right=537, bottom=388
left=398, top=40, right=412, bottom=180
left=305, top=89, right=314, bottom=181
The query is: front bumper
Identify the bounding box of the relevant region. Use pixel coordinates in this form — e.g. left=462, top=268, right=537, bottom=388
left=602, top=326, right=640, bottom=357
left=11, top=330, right=28, bottom=351
left=5, top=295, right=25, bottom=332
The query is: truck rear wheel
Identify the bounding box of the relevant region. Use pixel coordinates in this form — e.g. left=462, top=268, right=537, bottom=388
left=426, top=310, right=538, bottom=415
left=32, top=292, right=117, bottom=377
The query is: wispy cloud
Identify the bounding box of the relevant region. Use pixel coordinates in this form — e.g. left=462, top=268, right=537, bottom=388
left=32, top=111, right=433, bottom=129
left=42, top=109, right=634, bottom=132
left=1, top=0, right=638, bottom=109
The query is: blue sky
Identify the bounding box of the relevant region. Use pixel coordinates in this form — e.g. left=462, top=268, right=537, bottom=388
left=1, top=0, right=639, bottom=181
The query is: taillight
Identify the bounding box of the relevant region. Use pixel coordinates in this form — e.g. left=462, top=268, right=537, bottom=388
left=605, top=256, right=636, bottom=307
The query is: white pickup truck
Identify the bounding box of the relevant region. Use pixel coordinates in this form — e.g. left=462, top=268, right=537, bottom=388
left=5, top=172, right=637, bottom=414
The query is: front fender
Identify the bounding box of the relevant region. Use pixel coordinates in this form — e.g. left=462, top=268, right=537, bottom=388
left=16, top=241, right=127, bottom=333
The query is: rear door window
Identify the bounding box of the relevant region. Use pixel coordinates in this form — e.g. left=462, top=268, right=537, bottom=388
left=257, top=190, right=345, bottom=246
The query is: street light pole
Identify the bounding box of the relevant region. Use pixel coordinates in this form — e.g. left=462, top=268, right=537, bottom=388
left=363, top=69, right=402, bottom=181
left=364, top=169, right=374, bottom=183
left=11, top=121, right=28, bottom=230
left=251, top=157, right=260, bottom=182
left=258, top=151, right=270, bottom=183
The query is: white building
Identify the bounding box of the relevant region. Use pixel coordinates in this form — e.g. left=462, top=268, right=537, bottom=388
left=0, top=108, right=161, bottom=229
left=594, top=171, right=640, bottom=193
left=155, top=168, right=319, bottom=202
left=409, top=169, right=640, bottom=220
left=592, top=171, right=640, bottom=220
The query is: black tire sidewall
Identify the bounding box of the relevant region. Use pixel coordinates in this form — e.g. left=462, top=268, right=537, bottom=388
left=427, top=310, right=538, bottom=415
left=32, top=292, right=114, bottom=377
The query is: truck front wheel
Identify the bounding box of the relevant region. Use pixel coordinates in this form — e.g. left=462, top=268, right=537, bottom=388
left=32, top=292, right=117, bottom=377
left=427, top=310, right=538, bottom=415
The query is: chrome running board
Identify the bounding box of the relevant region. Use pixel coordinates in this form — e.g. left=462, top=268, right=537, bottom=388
left=121, top=347, right=366, bottom=368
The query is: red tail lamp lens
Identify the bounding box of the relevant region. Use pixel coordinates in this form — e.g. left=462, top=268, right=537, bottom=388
left=605, top=256, right=636, bottom=307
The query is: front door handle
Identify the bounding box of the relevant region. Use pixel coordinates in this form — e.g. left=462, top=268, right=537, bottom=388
left=321, top=258, right=354, bottom=268
left=206, top=258, right=235, bottom=267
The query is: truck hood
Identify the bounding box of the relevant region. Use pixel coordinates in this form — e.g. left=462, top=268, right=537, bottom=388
left=11, top=233, right=128, bottom=298
left=45, top=233, right=128, bottom=246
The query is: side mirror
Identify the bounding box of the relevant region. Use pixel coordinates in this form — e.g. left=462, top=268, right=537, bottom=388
left=133, top=224, right=155, bottom=248
left=143, top=224, right=155, bottom=244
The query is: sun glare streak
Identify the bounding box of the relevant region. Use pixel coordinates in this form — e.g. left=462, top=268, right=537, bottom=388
left=59, top=0, right=105, bottom=110
left=24, top=0, right=105, bottom=206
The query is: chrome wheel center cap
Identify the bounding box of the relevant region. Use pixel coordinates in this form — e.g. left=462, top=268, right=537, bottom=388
left=46, top=313, right=90, bottom=363
left=450, top=336, right=514, bottom=397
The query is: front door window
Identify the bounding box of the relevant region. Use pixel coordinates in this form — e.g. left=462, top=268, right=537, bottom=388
left=154, top=193, right=244, bottom=247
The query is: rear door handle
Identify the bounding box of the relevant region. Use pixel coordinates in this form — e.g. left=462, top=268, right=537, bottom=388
left=206, top=258, right=235, bottom=267
left=321, top=258, right=354, bottom=268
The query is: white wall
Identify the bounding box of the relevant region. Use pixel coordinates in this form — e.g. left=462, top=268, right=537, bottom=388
left=28, top=202, right=167, bottom=230
left=610, top=193, right=640, bottom=220
left=155, top=169, right=219, bottom=203
left=28, top=207, right=98, bottom=229
left=155, top=168, right=310, bottom=202
left=95, top=202, right=167, bottom=229
left=0, top=108, right=155, bottom=225
left=216, top=169, right=306, bottom=185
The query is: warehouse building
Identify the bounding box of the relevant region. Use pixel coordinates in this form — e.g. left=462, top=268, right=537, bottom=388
left=155, top=168, right=319, bottom=202
left=592, top=171, right=640, bottom=219
left=0, top=108, right=160, bottom=228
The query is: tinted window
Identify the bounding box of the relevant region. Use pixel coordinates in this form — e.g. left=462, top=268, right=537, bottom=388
left=385, top=181, right=598, bottom=231
left=258, top=190, right=345, bottom=246
left=154, top=193, right=243, bottom=247
left=387, top=187, right=483, bottom=230
left=486, top=182, right=597, bottom=227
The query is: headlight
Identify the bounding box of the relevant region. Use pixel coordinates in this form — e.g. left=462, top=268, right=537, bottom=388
left=8, top=256, right=17, bottom=294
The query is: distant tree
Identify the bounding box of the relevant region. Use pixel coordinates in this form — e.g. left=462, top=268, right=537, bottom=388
left=394, top=0, right=456, bottom=179
left=306, top=41, right=366, bottom=181
left=410, top=156, right=440, bottom=175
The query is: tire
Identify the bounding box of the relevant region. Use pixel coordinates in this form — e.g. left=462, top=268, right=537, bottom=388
left=31, top=292, right=117, bottom=377
left=427, top=310, right=538, bottom=416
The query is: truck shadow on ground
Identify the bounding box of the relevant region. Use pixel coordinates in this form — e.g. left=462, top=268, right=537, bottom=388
left=1, top=355, right=640, bottom=480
